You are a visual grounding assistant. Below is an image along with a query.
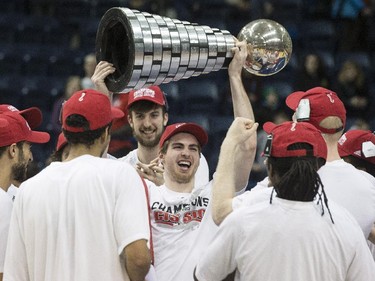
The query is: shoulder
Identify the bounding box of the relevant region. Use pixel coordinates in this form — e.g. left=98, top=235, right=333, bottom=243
left=118, top=149, right=137, bottom=165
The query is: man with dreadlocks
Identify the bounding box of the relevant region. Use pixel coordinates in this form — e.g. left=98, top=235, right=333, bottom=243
left=194, top=121, right=375, bottom=281
left=211, top=87, right=375, bottom=245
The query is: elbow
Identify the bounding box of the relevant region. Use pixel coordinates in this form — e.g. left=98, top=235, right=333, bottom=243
left=212, top=208, right=231, bottom=226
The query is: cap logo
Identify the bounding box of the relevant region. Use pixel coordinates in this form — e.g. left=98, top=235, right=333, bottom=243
left=326, top=93, right=335, bottom=103
left=362, top=141, right=375, bottom=158
left=133, top=88, right=156, bottom=99
left=6, top=105, right=18, bottom=112
left=338, top=134, right=347, bottom=145
left=290, top=122, right=297, bottom=131
left=78, top=92, right=86, bottom=102
left=296, top=99, right=311, bottom=121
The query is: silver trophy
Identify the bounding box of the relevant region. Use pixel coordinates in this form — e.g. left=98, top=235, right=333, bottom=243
left=95, top=7, right=292, bottom=93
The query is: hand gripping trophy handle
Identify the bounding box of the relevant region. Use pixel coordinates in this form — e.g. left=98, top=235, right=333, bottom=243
left=95, top=7, right=293, bottom=93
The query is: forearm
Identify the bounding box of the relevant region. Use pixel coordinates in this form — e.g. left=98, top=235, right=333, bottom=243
left=212, top=139, right=238, bottom=226
left=123, top=240, right=151, bottom=281
left=229, top=74, right=254, bottom=120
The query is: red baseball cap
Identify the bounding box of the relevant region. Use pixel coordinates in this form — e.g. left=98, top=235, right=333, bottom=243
left=159, top=123, right=208, bottom=148
left=263, top=121, right=327, bottom=159
left=338, top=130, right=375, bottom=164
left=286, top=87, right=346, bottom=134
left=56, top=132, right=68, bottom=152
left=0, top=104, right=42, bottom=129
left=62, top=89, right=124, bottom=132
left=127, top=86, right=167, bottom=109
left=0, top=111, right=50, bottom=147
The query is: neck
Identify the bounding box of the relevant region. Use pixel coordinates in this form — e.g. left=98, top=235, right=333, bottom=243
left=164, top=176, right=194, bottom=193
left=137, top=145, right=159, bottom=164
left=0, top=167, right=12, bottom=192
left=326, top=145, right=341, bottom=162
left=0, top=174, right=12, bottom=192
left=323, top=135, right=342, bottom=162
left=65, top=144, right=103, bottom=161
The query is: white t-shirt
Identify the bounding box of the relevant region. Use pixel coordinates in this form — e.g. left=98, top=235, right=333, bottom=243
left=318, top=160, right=375, bottom=238
left=234, top=160, right=375, bottom=238
left=146, top=180, right=218, bottom=281
left=6, top=185, right=18, bottom=202
left=0, top=188, right=13, bottom=273
left=196, top=198, right=375, bottom=281
left=119, top=149, right=210, bottom=187
left=4, top=155, right=150, bottom=281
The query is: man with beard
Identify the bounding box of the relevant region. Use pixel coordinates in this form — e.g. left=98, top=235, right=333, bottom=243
left=92, top=64, right=209, bottom=187
left=0, top=104, right=44, bottom=192
left=0, top=111, right=50, bottom=281
left=3, top=90, right=152, bottom=281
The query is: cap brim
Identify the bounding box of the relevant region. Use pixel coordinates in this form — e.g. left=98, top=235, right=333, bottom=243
left=19, top=107, right=43, bottom=129
left=285, top=91, right=306, bottom=111
left=111, top=107, right=125, bottom=120
left=127, top=96, right=164, bottom=109
left=161, top=123, right=208, bottom=147
left=25, top=131, right=50, bottom=144
left=56, top=133, right=68, bottom=151
left=263, top=122, right=277, bottom=134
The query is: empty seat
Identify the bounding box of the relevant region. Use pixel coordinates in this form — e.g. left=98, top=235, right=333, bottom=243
left=301, top=19, right=337, bottom=52
left=0, top=50, right=23, bottom=75
left=178, top=78, right=220, bottom=115
left=48, top=51, right=84, bottom=77
left=160, top=82, right=181, bottom=115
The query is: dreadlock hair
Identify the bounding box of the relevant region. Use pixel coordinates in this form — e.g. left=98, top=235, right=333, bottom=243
left=342, top=155, right=375, bottom=177
left=63, top=114, right=111, bottom=148
left=267, top=142, right=335, bottom=223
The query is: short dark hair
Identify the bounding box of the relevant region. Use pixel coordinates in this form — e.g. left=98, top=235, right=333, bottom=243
left=0, top=142, right=24, bottom=157
left=63, top=114, right=111, bottom=147
left=128, top=100, right=167, bottom=115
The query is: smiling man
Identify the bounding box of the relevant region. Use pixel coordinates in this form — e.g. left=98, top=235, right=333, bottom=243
left=147, top=118, right=257, bottom=281
left=119, top=86, right=209, bottom=187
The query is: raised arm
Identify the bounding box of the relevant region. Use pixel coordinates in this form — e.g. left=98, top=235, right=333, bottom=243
left=227, top=39, right=257, bottom=191
left=229, top=39, right=255, bottom=120
left=212, top=117, right=258, bottom=225
left=91, top=60, right=116, bottom=102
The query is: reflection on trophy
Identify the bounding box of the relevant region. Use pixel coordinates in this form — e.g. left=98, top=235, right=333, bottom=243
left=95, top=7, right=292, bottom=93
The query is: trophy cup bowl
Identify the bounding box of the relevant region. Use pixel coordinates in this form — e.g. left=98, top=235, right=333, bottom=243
left=96, top=8, right=293, bottom=93
left=237, top=19, right=292, bottom=76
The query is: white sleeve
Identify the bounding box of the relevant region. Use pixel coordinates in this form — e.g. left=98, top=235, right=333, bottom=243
left=114, top=167, right=150, bottom=254
left=195, top=212, right=239, bottom=280
left=195, top=153, right=210, bottom=187
left=3, top=196, right=29, bottom=280
left=232, top=188, right=273, bottom=210
left=0, top=197, right=12, bottom=273
left=345, top=236, right=375, bottom=280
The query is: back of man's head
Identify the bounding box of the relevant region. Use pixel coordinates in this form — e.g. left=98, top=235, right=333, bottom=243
left=62, top=89, right=124, bottom=146
left=286, top=87, right=346, bottom=137
left=263, top=121, right=327, bottom=202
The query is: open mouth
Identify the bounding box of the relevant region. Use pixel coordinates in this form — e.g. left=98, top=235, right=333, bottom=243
left=178, top=160, right=191, bottom=170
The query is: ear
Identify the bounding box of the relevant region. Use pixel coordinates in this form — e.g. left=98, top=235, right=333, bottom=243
left=8, top=143, right=17, bottom=159
left=127, top=114, right=133, bottom=128
left=159, top=151, right=165, bottom=164
left=163, top=113, right=168, bottom=127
